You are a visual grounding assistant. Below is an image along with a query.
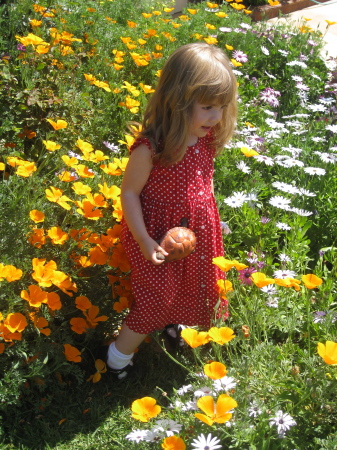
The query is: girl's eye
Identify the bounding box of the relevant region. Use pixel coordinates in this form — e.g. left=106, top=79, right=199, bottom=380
left=202, top=106, right=213, bottom=110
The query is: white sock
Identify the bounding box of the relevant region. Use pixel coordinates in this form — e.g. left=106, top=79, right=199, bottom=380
left=107, top=341, right=134, bottom=370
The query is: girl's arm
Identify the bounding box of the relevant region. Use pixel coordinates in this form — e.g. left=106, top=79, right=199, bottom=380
left=121, top=144, right=168, bottom=265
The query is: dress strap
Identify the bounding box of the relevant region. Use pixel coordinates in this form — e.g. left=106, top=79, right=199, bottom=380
left=129, top=137, right=154, bottom=156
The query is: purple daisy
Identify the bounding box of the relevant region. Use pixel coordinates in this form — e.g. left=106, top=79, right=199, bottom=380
left=232, top=50, right=248, bottom=63
left=238, top=267, right=257, bottom=285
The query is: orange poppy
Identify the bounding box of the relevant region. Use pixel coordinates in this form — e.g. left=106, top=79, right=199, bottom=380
left=250, top=272, right=275, bottom=288
left=29, top=209, right=45, bottom=223
left=28, top=228, right=46, bottom=248
left=162, top=435, right=186, bottom=450
left=46, top=119, right=68, bottom=130
left=113, top=296, right=130, bottom=313
left=131, top=397, right=161, bottom=422
left=46, top=292, right=62, bottom=310
left=208, top=327, right=236, bottom=345
left=302, top=274, right=323, bottom=289
left=180, top=328, right=210, bottom=348
left=274, top=277, right=301, bottom=291
left=212, top=257, right=247, bottom=272
left=317, top=341, right=337, bottom=365
left=204, top=361, right=227, bottom=380
left=45, top=186, right=73, bottom=210
left=87, top=359, right=107, bottom=383
left=83, top=305, right=108, bottom=328
left=70, top=317, right=89, bottom=334
left=21, top=285, right=48, bottom=307
left=47, top=226, right=69, bottom=245
left=2, top=265, right=23, bottom=282
left=75, top=296, right=92, bottom=311
left=63, top=344, right=82, bottom=362
left=4, top=312, right=28, bottom=333
left=195, top=394, right=237, bottom=426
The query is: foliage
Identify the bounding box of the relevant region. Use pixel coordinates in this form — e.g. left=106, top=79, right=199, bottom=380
left=0, top=0, right=337, bottom=449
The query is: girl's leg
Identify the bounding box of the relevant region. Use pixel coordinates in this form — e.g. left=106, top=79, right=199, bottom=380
left=107, top=323, right=147, bottom=371
left=115, top=323, right=147, bottom=355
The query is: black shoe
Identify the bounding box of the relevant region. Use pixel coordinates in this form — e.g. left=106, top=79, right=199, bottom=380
left=160, top=324, right=186, bottom=352
left=95, top=345, right=133, bottom=380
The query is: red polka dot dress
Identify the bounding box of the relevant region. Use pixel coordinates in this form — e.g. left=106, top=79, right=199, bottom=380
left=120, top=135, right=227, bottom=334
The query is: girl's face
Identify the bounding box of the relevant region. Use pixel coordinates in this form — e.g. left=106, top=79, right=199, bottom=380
left=187, top=102, right=225, bottom=146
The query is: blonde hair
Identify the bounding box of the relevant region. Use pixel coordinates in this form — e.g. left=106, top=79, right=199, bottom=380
left=138, top=42, right=237, bottom=166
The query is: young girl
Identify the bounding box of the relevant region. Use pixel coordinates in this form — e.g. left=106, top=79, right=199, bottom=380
left=105, top=42, right=237, bottom=378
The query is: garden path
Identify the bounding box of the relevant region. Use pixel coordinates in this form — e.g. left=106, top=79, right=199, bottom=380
left=267, top=0, right=337, bottom=58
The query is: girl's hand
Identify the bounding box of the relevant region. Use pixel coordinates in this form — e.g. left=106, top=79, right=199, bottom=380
left=138, top=236, right=168, bottom=265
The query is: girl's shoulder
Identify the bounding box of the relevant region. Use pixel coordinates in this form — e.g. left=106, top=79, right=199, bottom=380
left=129, top=137, right=155, bottom=156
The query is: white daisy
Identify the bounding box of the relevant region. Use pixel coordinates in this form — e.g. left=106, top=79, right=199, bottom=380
left=194, top=386, right=215, bottom=397
left=152, top=419, right=182, bottom=437
left=304, top=167, right=326, bottom=175
left=261, top=284, right=278, bottom=296
left=279, top=253, right=291, bottom=262
left=272, top=181, right=299, bottom=194
left=297, top=188, right=316, bottom=197
left=213, top=376, right=237, bottom=392
left=311, top=136, right=325, bottom=142
left=269, top=410, right=296, bottom=437
left=219, top=27, right=232, bottom=33
left=176, top=384, right=193, bottom=395
left=268, top=196, right=291, bottom=210
left=276, top=222, right=291, bottom=230
left=290, top=207, right=313, bottom=216
left=248, top=402, right=262, bottom=417
left=286, top=60, right=307, bottom=69
left=224, top=196, right=245, bottom=208
left=261, top=46, right=269, bottom=55
left=266, top=298, right=279, bottom=307
left=307, top=104, right=326, bottom=112
left=278, top=49, right=289, bottom=56
left=273, top=269, right=297, bottom=279
left=317, top=153, right=336, bottom=163
left=254, top=155, right=274, bottom=165
left=240, top=22, right=252, bottom=29
left=143, top=429, right=163, bottom=442
left=125, top=429, right=148, bottom=443
left=191, top=433, right=222, bottom=450
left=291, top=75, right=303, bottom=82
left=236, top=160, right=251, bottom=173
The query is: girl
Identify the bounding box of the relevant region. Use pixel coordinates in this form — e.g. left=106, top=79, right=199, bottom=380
left=105, top=43, right=237, bottom=379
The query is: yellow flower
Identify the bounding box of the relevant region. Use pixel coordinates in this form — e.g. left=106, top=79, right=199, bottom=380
left=212, top=256, right=248, bottom=272
left=195, top=394, right=237, bottom=426
left=231, top=58, right=242, bottom=67
left=162, top=436, right=186, bottom=450
left=208, top=327, right=236, bottom=345
left=268, top=0, right=280, bottom=5
left=30, top=20, right=42, bottom=27
left=142, top=13, right=153, bottom=18
left=244, top=9, right=252, bottom=14
left=64, top=344, right=81, bottom=362
left=187, top=8, right=199, bottom=14
left=302, top=274, right=323, bottom=289
left=325, top=20, right=336, bottom=25
left=45, top=186, right=73, bottom=210
left=250, top=272, right=275, bottom=288
left=274, top=277, right=301, bottom=291
left=47, top=226, right=69, bottom=245
left=204, top=361, right=227, bottom=380
left=163, top=7, right=174, bottom=13
left=225, top=44, right=234, bottom=50
left=205, top=23, right=216, bottom=30
left=46, top=119, right=68, bottom=130
left=206, top=2, right=219, bottom=8
left=215, top=12, right=228, bottom=17
left=43, top=140, right=61, bottom=152
left=62, top=155, right=78, bottom=167
left=230, top=3, right=246, bottom=9
left=29, top=210, right=45, bottom=223
left=204, top=36, right=218, bottom=45
left=87, top=359, right=107, bottom=383
left=127, top=20, right=137, bottom=28
left=16, top=161, right=37, bottom=177
left=139, top=83, right=155, bottom=94
left=317, top=341, right=337, bottom=365
left=131, top=397, right=161, bottom=422
left=181, top=328, right=211, bottom=348
left=240, top=147, right=259, bottom=157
